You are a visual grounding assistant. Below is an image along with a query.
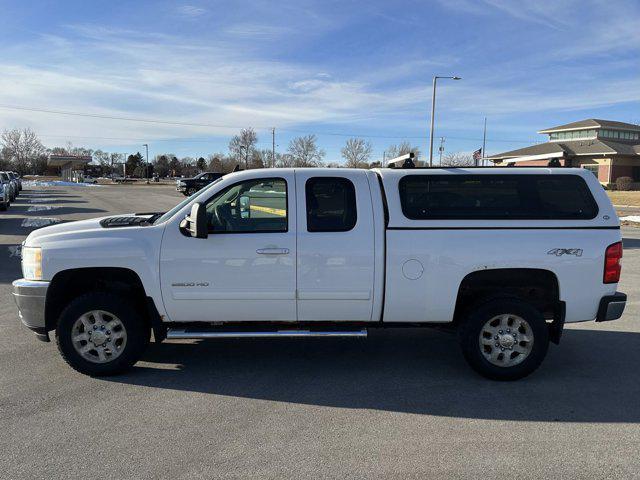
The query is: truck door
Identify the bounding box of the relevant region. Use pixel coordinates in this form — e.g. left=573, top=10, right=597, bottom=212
left=160, top=171, right=297, bottom=322
left=295, top=170, right=376, bottom=321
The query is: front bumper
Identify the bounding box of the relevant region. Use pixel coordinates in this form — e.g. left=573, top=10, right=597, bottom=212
left=12, top=279, right=50, bottom=341
left=596, top=292, right=627, bottom=322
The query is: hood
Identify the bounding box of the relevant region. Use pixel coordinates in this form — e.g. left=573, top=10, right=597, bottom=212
left=24, top=214, right=152, bottom=247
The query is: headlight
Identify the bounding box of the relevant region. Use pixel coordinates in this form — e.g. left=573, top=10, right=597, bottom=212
left=22, top=246, right=43, bottom=280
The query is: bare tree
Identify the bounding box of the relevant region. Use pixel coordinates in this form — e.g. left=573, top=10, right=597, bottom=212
left=93, top=149, right=111, bottom=172
left=208, top=153, right=238, bottom=173
left=1, top=128, right=45, bottom=174
left=109, top=152, right=124, bottom=175
left=275, top=153, right=294, bottom=168
left=441, top=152, right=474, bottom=167
left=287, top=135, right=325, bottom=167
left=341, top=138, right=372, bottom=168
left=228, top=128, right=258, bottom=169
left=181, top=157, right=197, bottom=177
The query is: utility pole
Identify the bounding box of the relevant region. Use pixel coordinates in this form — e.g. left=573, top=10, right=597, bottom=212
left=481, top=117, right=487, bottom=166
left=438, top=137, right=445, bottom=165
left=272, top=128, right=276, bottom=168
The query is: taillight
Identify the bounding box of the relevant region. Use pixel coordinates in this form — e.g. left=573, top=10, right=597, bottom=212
left=604, top=241, right=622, bottom=284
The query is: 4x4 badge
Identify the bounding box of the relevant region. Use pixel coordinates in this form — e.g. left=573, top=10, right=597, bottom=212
left=547, top=248, right=583, bottom=257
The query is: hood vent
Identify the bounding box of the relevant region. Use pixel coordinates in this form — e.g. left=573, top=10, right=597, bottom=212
left=100, top=216, right=150, bottom=228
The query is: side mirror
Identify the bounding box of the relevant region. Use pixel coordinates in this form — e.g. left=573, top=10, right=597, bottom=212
left=188, top=202, right=208, bottom=238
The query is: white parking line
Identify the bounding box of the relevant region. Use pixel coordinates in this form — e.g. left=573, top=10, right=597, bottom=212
left=28, top=198, right=52, bottom=203
left=21, top=217, right=60, bottom=228
left=27, top=205, right=58, bottom=212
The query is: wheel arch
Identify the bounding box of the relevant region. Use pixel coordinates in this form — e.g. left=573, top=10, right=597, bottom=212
left=45, top=267, right=164, bottom=340
left=453, top=268, right=562, bottom=325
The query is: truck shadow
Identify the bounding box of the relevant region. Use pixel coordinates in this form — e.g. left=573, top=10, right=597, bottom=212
left=108, top=327, right=640, bottom=423
left=19, top=192, right=81, bottom=199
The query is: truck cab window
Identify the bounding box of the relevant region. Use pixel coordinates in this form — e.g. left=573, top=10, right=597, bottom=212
left=205, top=178, right=287, bottom=233
left=306, top=177, right=357, bottom=232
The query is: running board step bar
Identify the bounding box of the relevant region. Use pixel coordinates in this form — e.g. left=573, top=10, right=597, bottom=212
left=166, top=329, right=368, bottom=339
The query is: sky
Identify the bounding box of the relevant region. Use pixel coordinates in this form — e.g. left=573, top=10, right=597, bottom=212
left=0, top=0, right=638, bottom=164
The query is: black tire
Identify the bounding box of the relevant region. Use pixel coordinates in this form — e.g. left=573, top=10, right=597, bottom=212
left=458, top=298, right=549, bottom=381
left=186, top=187, right=196, bottom=196
left=56, top=292, right=150, bottom=376
left=0, top=202, right=6, bottom=211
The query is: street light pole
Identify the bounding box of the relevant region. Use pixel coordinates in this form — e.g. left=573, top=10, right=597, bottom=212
left=428, top=75, right=461, bottom=167
left=143, top=143, right=149, bottom=180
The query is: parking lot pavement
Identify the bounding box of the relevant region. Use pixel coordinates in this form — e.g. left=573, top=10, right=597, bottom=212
left=1, top=183, right=639, bottom=479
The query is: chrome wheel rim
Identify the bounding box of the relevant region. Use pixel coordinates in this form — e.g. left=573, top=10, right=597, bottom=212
left=479, top=314, right=533, bottom=367
left=71, top=310, right=127, bottom=363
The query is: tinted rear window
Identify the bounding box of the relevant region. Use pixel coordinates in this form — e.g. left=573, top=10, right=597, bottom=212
left=398, top=174, right=598, bottom=220
left=306, top=177, right=357, bottom=232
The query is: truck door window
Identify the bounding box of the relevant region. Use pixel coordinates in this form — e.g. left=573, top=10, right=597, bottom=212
left=205, top=178, right=287, bottom=233
left=305, top=177, right=357, bottom=232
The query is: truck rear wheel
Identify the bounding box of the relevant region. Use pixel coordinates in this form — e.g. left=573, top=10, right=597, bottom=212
left=458, top=299, right=549, bottom=381
left=55, top=292, right=150, bottom=376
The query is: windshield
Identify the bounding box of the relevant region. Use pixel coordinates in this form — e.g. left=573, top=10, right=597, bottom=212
left=154, top=177, right=224, bottom=224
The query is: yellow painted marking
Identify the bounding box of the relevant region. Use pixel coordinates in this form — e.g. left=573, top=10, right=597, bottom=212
left=250, top=204, right=286, bottom=216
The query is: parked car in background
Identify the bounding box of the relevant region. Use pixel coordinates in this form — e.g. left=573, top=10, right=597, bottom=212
left=0, top=172, right=16, bottom=201
left=8, top=172, right=19, bottom=197
left=0, top=180, right=10, bottom=210
left=82, top=175, right=98, bottom=184
left=177, top=171, right=224, bottom=196
left=9, top=172, right=21, bottom=191
left=111, top=174, right=134, bottom=184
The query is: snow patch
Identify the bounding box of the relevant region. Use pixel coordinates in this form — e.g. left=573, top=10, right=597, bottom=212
left=23, top=180, right=101, bottom=188
left=620, top=216, right=640, bottom=223
left=21, top=217, right=60, bottom=228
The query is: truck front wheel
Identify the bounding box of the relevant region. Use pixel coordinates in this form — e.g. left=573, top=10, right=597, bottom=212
left=458, top=299, right=549, bottom=381
left=55, top=292, right=150, bottom=376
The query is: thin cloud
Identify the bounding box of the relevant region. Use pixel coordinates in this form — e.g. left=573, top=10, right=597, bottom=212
left=176, top=5, right=207, bottom=18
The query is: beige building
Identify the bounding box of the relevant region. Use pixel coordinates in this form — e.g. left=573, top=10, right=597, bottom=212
left=488, top=119, right=640, bottom=187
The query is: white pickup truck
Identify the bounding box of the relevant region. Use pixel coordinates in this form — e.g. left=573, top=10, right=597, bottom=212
left=13, top=167, right=626, bottom=380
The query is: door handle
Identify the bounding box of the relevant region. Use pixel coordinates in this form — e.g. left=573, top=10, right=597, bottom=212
left=256, top=248, right=290, bottom=255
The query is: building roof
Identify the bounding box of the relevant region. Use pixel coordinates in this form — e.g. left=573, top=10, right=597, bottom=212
left=488, top=138, right=640, bottom=161
left=47, top=155, right=92, bottom=167
left=538, top=119, right=640, bottom=134
left=487, top=142, right=565, bottom=160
